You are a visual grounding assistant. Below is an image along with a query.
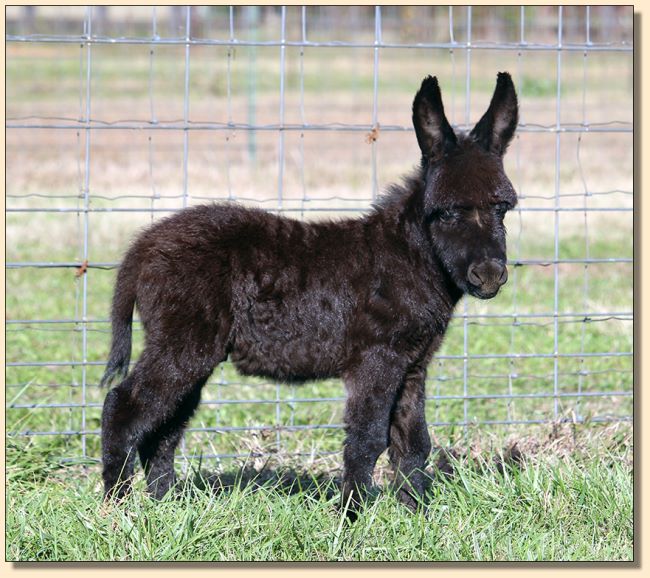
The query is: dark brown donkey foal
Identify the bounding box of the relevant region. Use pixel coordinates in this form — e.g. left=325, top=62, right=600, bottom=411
left=100, top=73, right=519, bottom=518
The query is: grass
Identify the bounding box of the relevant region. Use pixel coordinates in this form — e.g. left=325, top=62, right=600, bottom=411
left=5, top=424, right=633, bottom=562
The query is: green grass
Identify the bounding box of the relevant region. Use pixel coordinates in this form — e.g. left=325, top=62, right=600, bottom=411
left=5, top=427, right=632, bottom=562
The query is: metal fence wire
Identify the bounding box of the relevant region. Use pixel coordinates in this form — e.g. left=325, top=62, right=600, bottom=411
left=6, top=6, right=633, bottom=467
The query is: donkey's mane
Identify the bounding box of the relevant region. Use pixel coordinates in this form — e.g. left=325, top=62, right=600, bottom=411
left=370, top=164, right=426, bottom=217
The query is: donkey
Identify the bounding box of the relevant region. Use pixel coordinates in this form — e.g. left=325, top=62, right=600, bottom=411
left=100, top=72, right=518, bottom=518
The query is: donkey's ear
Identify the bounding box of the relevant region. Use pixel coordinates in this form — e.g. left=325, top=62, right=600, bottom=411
left=470, top=72, right=519, bottom=156
left=412, top=75, right=457, bottom=162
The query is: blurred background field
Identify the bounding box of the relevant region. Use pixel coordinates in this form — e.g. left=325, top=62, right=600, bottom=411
left=6, top=5, right=633, bottom=473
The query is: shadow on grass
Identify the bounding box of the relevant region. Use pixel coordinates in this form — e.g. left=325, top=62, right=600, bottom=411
left=192, top=465, right=342, bottom=501
left=181, top=443, right=525, bottom=504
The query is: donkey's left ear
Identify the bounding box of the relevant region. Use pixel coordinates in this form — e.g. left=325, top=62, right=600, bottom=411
left=470, top=72, right=518, bottom=156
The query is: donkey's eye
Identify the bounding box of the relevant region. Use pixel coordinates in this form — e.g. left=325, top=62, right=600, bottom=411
left=437, top=209, right=458, bottom=224
left=495, top=202, right=510, bottom=217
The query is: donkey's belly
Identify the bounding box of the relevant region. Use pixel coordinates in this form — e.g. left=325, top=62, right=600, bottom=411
left=229, top=304, right=345, bottom=383
left=230, top=333, right=342, bottom=383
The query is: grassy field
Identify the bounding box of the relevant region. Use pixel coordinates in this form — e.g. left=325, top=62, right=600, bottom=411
left=6, top=33, right=633, bottom=562
left=5, top=423, right=633, bottom=562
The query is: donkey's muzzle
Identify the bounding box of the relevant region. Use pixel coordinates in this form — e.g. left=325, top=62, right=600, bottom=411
left=467, top=259, right=508, bottom=299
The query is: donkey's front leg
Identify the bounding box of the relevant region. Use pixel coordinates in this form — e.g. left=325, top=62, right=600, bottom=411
left=341, top=351, right=404, bottom=520
left=388, top=365, right=432, bottom=512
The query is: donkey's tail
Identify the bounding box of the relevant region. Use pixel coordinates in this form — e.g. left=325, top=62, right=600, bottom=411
left=99, top=250, right=140, bottom=388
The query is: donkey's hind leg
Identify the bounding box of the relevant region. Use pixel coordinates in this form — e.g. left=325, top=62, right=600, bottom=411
left=137, top=378, right=206, bottom=500
left=101, top=375, right=140, bottom=500
left=101, top=349, right=219, bottom=501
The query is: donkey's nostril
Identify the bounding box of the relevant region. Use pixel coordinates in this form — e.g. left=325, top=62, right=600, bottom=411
left=498, top=266, right=508, bottom=286
left=467, top=263, right=485, bottom=287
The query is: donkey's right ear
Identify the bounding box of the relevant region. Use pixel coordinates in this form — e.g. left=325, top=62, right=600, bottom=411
left=412, top=76, right=457, bottom=162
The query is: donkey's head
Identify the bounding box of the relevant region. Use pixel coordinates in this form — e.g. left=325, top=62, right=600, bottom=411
left=413, top=73, right=519, bottom=299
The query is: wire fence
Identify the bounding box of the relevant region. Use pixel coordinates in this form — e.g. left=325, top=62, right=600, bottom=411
left=6, top=5, right=634, bottom=468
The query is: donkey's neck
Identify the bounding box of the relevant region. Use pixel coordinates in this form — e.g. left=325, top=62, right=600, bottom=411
left=369, top=168, right=465, bottom=312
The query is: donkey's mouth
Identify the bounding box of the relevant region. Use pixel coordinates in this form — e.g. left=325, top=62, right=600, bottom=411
left=468, top=286, right=501, bottom=300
